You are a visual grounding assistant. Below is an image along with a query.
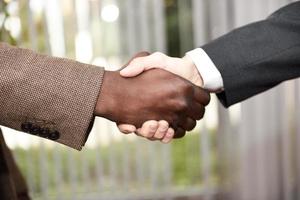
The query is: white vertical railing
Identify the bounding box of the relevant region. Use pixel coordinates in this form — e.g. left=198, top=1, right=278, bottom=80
left=191, top=0, right=208, bottom=46
left=139, top=0, right=151, bottom=51
left=279, top=82, right=294, bottom=200
left=26, top=1, right=37, bottom=197
left=152, top=0, right=167, bottom=53
left=200, top=120, right=212, bottom=200
left=45, top=0, right=65, bottom=57
left=296, top=79, right=300, bottom=199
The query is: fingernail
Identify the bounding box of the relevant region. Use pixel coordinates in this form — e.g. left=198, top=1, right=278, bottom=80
left=123, top=126, right=136, bottom=133
left=123, top=129, right=131, bottom=134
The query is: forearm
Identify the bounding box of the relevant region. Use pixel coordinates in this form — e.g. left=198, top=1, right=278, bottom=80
left=202, top=2, right=300, bottom=107
left=0, top=43, right=104, bottom=150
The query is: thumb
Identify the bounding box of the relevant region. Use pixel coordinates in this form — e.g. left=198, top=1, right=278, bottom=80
left=117, top=124, right=137, bottom=134
left=118, top=51, right=150, bottom=73
left=120, top=61, right=147, bottom=77
left=121, top=51, right=150, bottom=68
left=120, top=53, right=162, bottom=77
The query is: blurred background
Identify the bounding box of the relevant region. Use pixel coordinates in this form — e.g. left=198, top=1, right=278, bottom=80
left=0, top=0, right=299, bottom=199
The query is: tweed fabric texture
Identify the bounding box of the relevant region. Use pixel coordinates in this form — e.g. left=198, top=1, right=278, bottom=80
left=0, top=43, right=104, bottom=150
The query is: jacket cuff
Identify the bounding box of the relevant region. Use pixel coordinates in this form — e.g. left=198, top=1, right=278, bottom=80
left=0, top=43, right=105, bottom=150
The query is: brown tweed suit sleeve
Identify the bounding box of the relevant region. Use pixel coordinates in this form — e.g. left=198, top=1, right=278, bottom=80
left=0, top=43, right=104, bottom=150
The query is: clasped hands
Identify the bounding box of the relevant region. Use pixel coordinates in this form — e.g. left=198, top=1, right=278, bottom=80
left=95, top=52, right=210, bottom=143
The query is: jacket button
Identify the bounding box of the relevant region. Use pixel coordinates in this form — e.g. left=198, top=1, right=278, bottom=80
left=40, top=128, right=50, bottom=137
left=30, top=125, right=40, bottom=135
left=48, top=131, right=60, bottom=140
left=21, top=122, right=32, bottom=132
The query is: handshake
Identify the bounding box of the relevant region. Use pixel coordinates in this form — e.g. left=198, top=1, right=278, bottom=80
left=95, top=52, right=210, bottom=143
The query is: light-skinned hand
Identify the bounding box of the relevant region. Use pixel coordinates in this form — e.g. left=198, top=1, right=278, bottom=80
left=118, top=52, right=207, bottom=143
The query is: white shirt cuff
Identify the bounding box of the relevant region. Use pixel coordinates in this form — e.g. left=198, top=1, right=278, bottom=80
left=186, top=48, right=224, bottom=92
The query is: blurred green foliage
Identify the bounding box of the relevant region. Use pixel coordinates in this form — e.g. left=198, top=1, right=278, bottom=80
left=0, top=0, right=48, bottom=51
left=165, top=0, right=181, bottom=57
left=13, top=131, right=219, bottom=197
left=0, top=1, right=16, bottom=45
left=165, top=0, right=194, bottom=57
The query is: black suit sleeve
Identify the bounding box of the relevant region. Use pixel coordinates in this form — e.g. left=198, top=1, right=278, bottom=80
left=202, top=2, right=300, bottom=107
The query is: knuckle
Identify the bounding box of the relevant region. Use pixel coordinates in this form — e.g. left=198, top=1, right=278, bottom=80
left=146, top=133, right=154, bottom=138
left=149, top=122, right=159, bottom=130
left=159, top=120, right=169, bottom=128
left=146, top=129, right=156, bottom=138
left=158, top=126, right=168, bottom=133
left=184, top=83, right=194, bottom=92
left=152, top=52, right=166, bottom=64
left=154, top=132, right=164, bottom=139
left=174, top=100, right=188, bottom=112
left=178, top=82, right=193, bottom=95
left=152, top=52, right=164, bottom=57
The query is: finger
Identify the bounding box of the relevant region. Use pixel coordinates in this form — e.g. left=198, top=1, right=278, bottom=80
left=187, top=103, right=205, bottom=120
left=178, top=118, right=197, bottom=131
left=136, top=120, right=159, bottom=138
left=173, top=127, right=186, bottom=139
left=120, top=58, right=147, bottom=77
left=120, top=52, right=166, bottom=77
left=152, top=120, right=169, bottom=139
left=136, top=128, right=154, bottom=139
left=161, top=128, right=175, bottom=144
left=135, top=128, right=143, bottom=137
left=193, top=87, right=211, bottom=106
left=117, top=124, right=136, bottom=134
left=119, top=51, right=150, bottom=71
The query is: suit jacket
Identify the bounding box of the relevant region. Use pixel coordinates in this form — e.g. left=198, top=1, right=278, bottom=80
left=0, top=43, right=105, bottom=199
left=202, top=2, right=300, bottom=107
left=0, top=43, right=104, bottom=150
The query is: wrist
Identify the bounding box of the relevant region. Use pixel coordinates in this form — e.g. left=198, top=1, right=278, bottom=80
left=182, top=56, right=203, bottom=87
left=94, top=71, right=117, bottom=118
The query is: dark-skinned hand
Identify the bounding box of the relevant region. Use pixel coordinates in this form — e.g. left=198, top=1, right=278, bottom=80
left=94, top=69, right=210, bottom=136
